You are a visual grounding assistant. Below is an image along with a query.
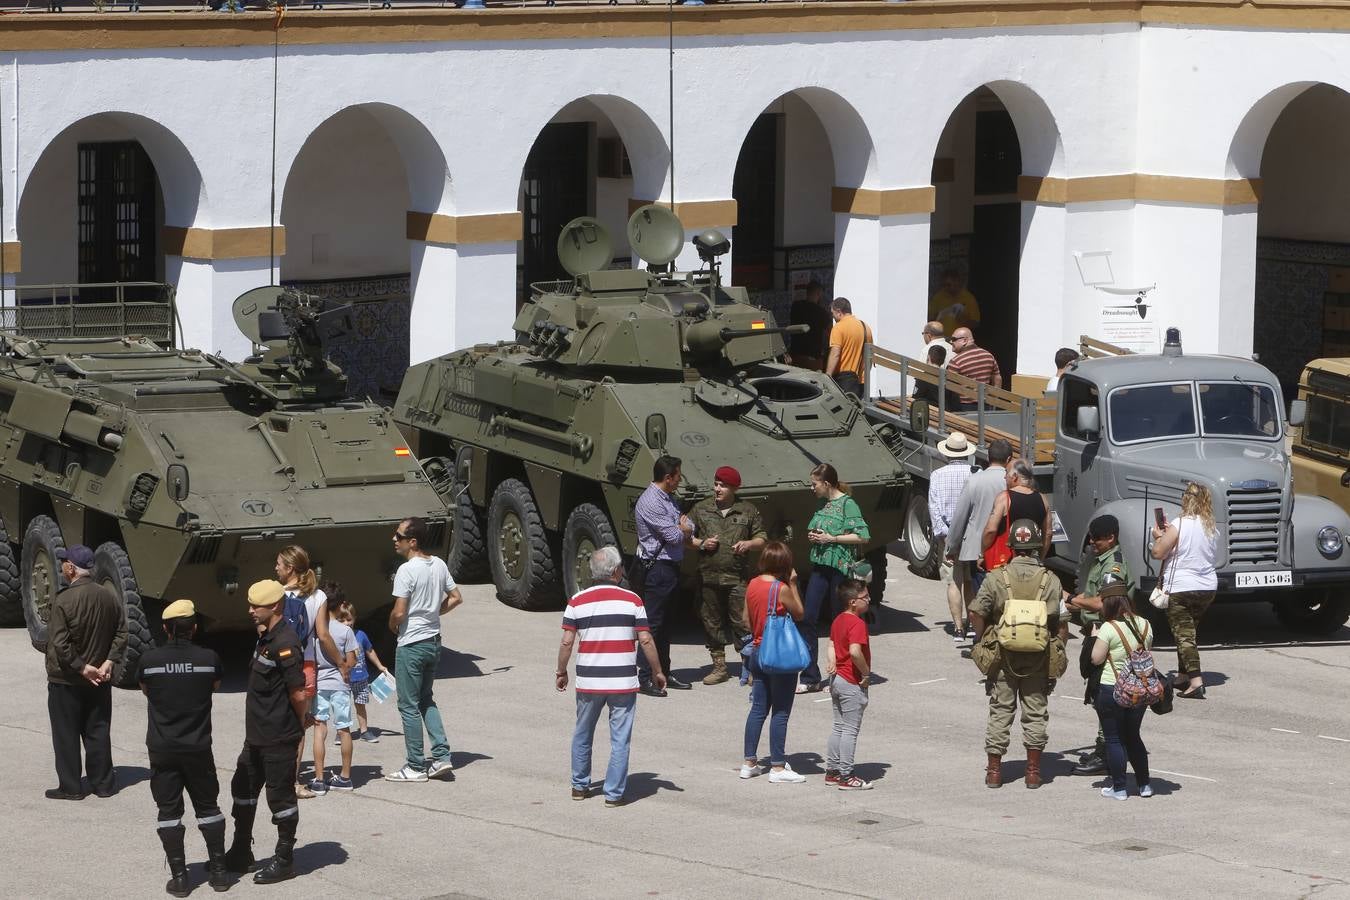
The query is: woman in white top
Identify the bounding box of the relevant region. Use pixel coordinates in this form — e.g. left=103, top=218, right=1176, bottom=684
left=1150, top=483, right=1218, bottom=700
left=277, top=544, right=329, bottom=798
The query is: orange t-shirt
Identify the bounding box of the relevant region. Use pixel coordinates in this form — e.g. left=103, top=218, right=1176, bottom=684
left=829, top=314, right=872, bottom=379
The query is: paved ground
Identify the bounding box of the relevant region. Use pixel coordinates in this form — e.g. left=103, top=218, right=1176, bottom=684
left=5, top=556, right=1350, bottom=899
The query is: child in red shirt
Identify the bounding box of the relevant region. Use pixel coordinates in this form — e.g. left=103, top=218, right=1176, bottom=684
left=824, top=581, right=873, bottom=790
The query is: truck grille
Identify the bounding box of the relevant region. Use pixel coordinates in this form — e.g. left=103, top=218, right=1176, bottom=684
left=1226, top=488, right=1280, bottom=565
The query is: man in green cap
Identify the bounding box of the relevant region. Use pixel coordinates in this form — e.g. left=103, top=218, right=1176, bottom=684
left=138, top=599, right=226, bottom=896
left=969, top=519, right=1067, bottom=790
left=1066, top=514, right=1133, bottom=775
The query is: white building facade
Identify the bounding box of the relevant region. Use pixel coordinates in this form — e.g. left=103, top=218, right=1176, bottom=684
left=2, top=3, right=1349, bottom=398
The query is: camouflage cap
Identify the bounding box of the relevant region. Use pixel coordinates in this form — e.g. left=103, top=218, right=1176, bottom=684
left=1100, top=581, right=1131, bottom=599
left=1007, top=518, right=1044, bottom=551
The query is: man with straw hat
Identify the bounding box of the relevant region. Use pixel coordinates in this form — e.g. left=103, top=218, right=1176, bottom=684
left=930, top=432, right=977, bottom=642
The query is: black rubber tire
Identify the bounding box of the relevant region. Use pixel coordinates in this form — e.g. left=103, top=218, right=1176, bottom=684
left=903, top=488, right=942, bottom=579
left=93, top=542, right=153, bottom=689
left=487, top=478, right=561, bottom=610
left=866, top=547, right=889, bottom=605
left=561, top=503, right=619, bottom=598
left=0, top=515, right=21, bottom=627
left=449, top=487, right=490, bottom=584
left=1274, top=590, right=1350, bottom=635
left=21, top=514, right=66, bottom=653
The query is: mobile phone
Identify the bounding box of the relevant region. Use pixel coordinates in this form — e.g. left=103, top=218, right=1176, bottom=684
left=1154, top=507, right=1166, bottom=528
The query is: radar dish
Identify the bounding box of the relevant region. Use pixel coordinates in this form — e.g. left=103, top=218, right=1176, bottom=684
left=557, top=217, right=614, bottom=277
left=232, top=286, right=287, bottom=346
left=627, top=205, right=684, bottom=268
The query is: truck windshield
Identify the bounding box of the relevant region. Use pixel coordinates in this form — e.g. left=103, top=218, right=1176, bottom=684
left=1108, top=383, right=1196, bottom=443
left=1198, top=382, right=1281, bottom=439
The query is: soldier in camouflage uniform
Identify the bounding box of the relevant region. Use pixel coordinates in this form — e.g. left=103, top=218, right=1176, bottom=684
left=970, top=519, right=1067, bottom=789
left=689, top=466, right=767, bottom=685
left=1066, top=514, right=1133, bottom=775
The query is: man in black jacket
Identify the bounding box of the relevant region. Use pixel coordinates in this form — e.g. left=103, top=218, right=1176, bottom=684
left=139, top=599, right=226, bottom=896
left=45, top=544, right=124, bottom=801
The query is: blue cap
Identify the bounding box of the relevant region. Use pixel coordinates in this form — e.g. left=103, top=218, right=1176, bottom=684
left=56, top=544, right=95, bottom=569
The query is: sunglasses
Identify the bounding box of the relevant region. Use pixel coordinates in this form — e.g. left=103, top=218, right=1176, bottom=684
left=393, top=532, right=412, bottom=541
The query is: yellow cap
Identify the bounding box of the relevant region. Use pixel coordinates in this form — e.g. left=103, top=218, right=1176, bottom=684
left=162, top=599, right=196, bottom=620
left=247, top=579, right=286, bottom=607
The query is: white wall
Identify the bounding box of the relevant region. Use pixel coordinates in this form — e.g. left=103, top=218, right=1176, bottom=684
left=779, top=93, right=835, bottom=249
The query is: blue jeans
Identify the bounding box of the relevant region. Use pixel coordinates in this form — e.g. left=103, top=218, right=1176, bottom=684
left=571, top=692, right=636, bottom=801
left=743, top=655, right=797, bottom=766
left=800, top=565, right=846, bottom=685
left=395, top=637, right=450, bottom=770
left=1094, top=684, right=1150, bottom=792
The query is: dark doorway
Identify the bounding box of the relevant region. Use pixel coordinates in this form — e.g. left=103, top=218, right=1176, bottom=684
left=732, top=114, right=780, bottom=290
left=77, top=141, right=158, bottom=296
left=521, top=122, right=593, bottom=305
left=971, top=109, right=1021, bottom=377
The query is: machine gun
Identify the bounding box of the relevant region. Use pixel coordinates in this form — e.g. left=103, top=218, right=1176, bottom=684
left=229, top=285, right=354, bottom=400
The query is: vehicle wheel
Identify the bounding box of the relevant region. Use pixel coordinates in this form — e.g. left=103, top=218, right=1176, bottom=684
left=0, top=515, right=21, bottom=627
left=448, top=487, right=490, bottom=583
left=866, top=547, right=889, bottom=605
left=487, top=478, right=561, bottom=610
left=21, top=515, right=66, bottom=653
left=1274, top=590, right=1350, bottom=635
left=903, top=489, right=942, bottom=579
left=93, top=542, right=153, bottom=689
left=562, top=503, right=618, bottom=598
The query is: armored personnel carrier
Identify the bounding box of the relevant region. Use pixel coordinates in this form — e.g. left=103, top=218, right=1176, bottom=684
left=1, top=285, right=448, bottom=685
left=394, top=206, right=910, bottom=610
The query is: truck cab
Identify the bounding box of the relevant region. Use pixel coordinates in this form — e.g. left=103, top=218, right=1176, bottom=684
left=1291, top=359, right=1350, bottom=508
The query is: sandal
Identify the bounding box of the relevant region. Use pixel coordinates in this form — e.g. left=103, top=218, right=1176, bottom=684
left=1177, top=685, right=1206, bottom=700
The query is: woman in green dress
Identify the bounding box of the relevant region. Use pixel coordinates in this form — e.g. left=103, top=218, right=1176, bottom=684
left=798, top=463, right=870, bottom=693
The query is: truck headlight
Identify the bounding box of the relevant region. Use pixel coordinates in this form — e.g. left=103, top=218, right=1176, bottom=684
left=1317, top=525, right=1343, bottom=559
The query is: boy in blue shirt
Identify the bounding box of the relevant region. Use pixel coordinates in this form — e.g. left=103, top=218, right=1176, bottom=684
left=335, top=598, right=389, bottom=743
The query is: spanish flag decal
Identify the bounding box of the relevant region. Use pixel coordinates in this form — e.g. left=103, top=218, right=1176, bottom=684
left=750, top=321, right=766, bottom=330
left=394, top=447, right=411, bottom=457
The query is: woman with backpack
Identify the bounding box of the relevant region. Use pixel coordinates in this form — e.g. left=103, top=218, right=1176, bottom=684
left=1089, top=584, right=1156, bottom=800
left=276, top=545, right=329, bottom=800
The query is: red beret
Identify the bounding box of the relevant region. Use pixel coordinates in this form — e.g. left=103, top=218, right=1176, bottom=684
left=715, top=466, right=742, bottom=488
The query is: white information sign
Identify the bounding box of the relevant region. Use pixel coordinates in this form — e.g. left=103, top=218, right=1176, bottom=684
left=1099, top=303, right=1160, bottom=354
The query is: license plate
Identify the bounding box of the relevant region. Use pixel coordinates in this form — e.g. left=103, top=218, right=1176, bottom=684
left=1235, top=570, right=1293, bottom=588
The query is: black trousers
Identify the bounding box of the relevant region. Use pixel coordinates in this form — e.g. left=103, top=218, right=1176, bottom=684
left=151, top=749, right=222, bottom=825
left=631, top=559, right=678, bottom=679
left=230, top=743, right=298, bottom=836
left=833, top=371, right=862, bottom=399
left=48, top=681, right=113, bottom=794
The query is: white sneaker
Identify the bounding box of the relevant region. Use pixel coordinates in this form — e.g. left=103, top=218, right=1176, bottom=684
left=385, top=765, right=428, bottom=783
left=1100, top=786, right=1127, bottom=801
left=427, top=758, right=455, bottom=781
left=768, top=764, right=806, bottom=784
left=739, top=762, right=767, bottom=779
left=1138, top=784, right=1154, bottom=798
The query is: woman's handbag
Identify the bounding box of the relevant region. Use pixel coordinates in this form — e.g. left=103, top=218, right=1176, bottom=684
left=1149, top=554, right=1172, bottom=610
left=982, top=492, right=1014, bottom=572
left=757, top=581, right=810, bottom=675
left=1150, top=677, right=1174, bottom=716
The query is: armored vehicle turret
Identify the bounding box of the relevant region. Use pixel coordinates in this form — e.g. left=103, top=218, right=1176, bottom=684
left=394, top=206, right=909, bottom=609
left=1, top=285, right=448, bottom=684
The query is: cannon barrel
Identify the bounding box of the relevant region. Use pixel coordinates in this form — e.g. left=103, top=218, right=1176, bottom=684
left=719, top=323, right=809, bottom=342
left=686, top=321, right=808, bottom=358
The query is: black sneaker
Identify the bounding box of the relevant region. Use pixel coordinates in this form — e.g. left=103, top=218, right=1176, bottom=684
left=639, top=681, right=667, bottom=698
left=1072, top=753, right=1107, bottom=776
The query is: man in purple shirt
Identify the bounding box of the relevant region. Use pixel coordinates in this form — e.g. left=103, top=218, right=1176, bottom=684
left=632, top=455, right=693, bottom=695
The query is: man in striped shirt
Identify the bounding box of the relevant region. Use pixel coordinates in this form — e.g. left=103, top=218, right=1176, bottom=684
left=556, top=546, right=665, bottom=807
left=949, top=327, right=1002, bottom=409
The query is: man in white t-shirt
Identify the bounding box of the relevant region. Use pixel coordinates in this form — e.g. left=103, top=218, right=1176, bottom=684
left=385, top=517, right=462, bottom=783
left=309, top=599, right=358, bottom=794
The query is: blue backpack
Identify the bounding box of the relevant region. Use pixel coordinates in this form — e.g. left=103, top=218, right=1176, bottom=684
left=282, top=593, right=311, bottom=644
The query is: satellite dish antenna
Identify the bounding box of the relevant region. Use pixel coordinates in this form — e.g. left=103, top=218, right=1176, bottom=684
left=557, top=216, right=614, bottom=277
left=627, top=204, right=684, bottom=269
left=232, top=286, right=288, bottom=346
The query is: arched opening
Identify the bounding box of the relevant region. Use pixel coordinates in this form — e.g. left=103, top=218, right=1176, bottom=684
left=1246, top=84, right=1350, bottom=398
left=516, top=97, right=667, bottom=307
left=928, top=87, right=1025, bottom=378
left=728, top=88, right=874, bottom=367
left=17, top=112, right=203, bottom=301
left=279, top=103, right=447, bottom=401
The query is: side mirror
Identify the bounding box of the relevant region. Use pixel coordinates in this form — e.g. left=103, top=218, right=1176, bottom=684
left=645, top=413, right=667, bottom=451
left=910, top=399, right=930, bottom=434
left=1289, top=399, right=1307, bottom=428
left=1076, top=407, right=1101, bottom=437
left=166, top=463, right=190, bottom=502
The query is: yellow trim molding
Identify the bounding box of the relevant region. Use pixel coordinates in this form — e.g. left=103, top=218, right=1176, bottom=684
left=1018, top=174, right=1262, bottom=207
left=625, top=199, right=738, bottom=229
left=0, top=243, right=20, bottom=273
left=162, top=226, right=285, bottom=260
left=407, top=211, right=523, bottom=245
left=832, top=186, right=936, bottom=217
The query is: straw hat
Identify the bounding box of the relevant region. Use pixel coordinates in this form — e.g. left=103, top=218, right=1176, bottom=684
left=938, top=431, right=975, bottom=458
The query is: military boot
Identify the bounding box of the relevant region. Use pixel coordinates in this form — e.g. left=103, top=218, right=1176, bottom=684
left=253, top=820, right=297, bottom=885
left=158, top=824, right=190, bottom=898
left=985, top=754, right=1002, bottom=789
left=223, top=803, right=256, bottom=873
left=200, top=819, right=230, bottom=892
left=1025, top=748, right=1043, bottom=789
left=702, top=651, right=730, bottom=686
left=1072, top=743, right=1107, bottom=776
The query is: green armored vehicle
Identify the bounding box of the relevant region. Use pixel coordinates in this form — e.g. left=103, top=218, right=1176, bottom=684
left=394, top=206, right=909, bottom=610
left=1, top=285, right=447, bottom=684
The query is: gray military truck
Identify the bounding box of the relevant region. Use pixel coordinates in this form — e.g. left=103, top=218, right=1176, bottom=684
left=864, top=328, right=1350, bottom=634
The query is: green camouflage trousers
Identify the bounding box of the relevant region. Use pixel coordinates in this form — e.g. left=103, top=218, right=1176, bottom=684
left=1166, top=590, right=1215, bottom=675
left=985, top=666, right=1050, bottom=755
left=701, top=581, right=747, bottom=651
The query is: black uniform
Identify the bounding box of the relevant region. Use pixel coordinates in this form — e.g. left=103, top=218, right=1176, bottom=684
left=229, top=620, right=305, bottom=865
left=139, top=637, right=224, bottom=860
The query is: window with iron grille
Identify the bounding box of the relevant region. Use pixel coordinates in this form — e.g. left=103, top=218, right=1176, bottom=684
left=77, top=142, right=158, bottom=290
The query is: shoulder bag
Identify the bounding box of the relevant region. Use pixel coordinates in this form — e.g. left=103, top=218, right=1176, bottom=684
left=757, top=580, right=811, bottom=675
left=1149, top=533, right=1174, bottom=610
left=982, top=491, right=1014, bottom=572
